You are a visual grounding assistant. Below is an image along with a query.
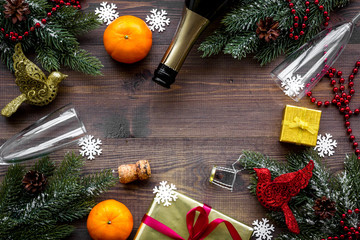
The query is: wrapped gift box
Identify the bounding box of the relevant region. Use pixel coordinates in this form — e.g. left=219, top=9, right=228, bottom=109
left=280, top=105, right=321, bottom=147
left=134, top=191, right=253, bottom=240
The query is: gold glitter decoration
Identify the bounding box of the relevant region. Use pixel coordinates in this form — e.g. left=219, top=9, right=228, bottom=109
left=1, top=43, right=68, bottom=117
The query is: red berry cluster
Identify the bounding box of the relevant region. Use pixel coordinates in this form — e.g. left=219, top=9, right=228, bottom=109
left=322, top=208, right=360, bottom=240
left=0, top=0, right=81, bottom=42
left=287, top=0, right=330, bottom=40
left=306, top=61, right=360, bottom=159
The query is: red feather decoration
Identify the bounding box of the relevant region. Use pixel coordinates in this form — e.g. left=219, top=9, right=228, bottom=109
left=254, top=160, right=314, bottom=234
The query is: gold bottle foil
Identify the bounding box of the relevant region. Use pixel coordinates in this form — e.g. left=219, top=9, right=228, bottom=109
left=161, top=7, right=210, bottom=72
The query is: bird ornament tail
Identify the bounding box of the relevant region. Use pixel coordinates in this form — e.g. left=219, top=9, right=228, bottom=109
left=281, top=203, right=300, bottom=234
left=1, top=94, right=27, bottom=117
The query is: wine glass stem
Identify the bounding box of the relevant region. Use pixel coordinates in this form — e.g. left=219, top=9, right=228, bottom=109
left=351, top=12, right=360, bottom=24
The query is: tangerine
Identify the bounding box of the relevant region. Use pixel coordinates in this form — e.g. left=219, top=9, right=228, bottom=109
left=103, top=15, right=152, bottom=64
left=87, top=199, right=133, bottom=240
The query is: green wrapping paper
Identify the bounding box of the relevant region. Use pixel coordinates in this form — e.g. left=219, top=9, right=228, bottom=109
left=134, top=191, right=253, bottom=240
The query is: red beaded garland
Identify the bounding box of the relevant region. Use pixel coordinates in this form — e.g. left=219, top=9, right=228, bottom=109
left=306, top=61, right=360, bottom=160
left=324, top=209, right=360, bottom=239
left=287, top=0, right=330, bottom=40
left=0, top=0, right=81, bottom=42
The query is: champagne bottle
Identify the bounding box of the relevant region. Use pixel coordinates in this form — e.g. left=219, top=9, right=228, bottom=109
left=152, top=0, right=228, bottom=88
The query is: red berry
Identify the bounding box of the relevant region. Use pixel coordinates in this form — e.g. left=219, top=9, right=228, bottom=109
left=314, top=0, right=319, bottom=4
left=35, top=22, right=41, bottom=28
left=326, top=16, right=330, bottom=21
left=350, top=74, right=355, bottom=80
left=24, top=31, right=29, bottom=36
left=304, top=16, right=308, bottom=21
left=350, top=135, right=355, bottom=141
left=41, top=19, right=46, bottom=24
left=5, top=34, right=9, bottom=38
left=289, top=2, right=294, bottom=7
left=60, top=0, right=64, bottom=4
left=9, top=31, right=13, bottom=36
left=337, top=102, right=342, bottom=107
left=350, top=89, right=355, bottom=95
left=66, top=2, right=70, bottom=5
left=319, top=5, right=324, bottom=10
left=307, top=91, right=312, bottom=97
left=302, top=23, right=306, bottom=28
left=329, top=73, right=334, bottom=77
left=355, top=208, right=359, bottom=213
left=340, top=220, right=345, bottom=226
left=311, top=97, right=316, bottom=103
left=290, top=28, right=294, bottom=32
left=333, top=87, right=338, bottom=92
left=306, top=8, right=310, bottom=13
left=47, top=12, right=51, bottom=17
left=337, top=71, right=342, bottom=76
left=294, top=16, right=299, bottom=21
left=342, top=214, right=346, bottom=219
left=340, top=107, right=345, bottom=113
left=324, top=11, right=328, bottom=16
left=349, top=81, right=354, bottom=87
left=299, top=31, right=304, bottom=35
left=355, top=109, right=360, bottom=114
left=294, top=22, right=299, bottom=28
left=357, top=61, right=360, bottom=67
left=18, top=35, right=22, bottom=41
left=342, top=92, right=347, bottom=98
left=354, top=142, right=358, bottom=148
left=353, top=68, right=358, bottom=74
left=294, top=35, right=299, bottom=40
left=324, top=101, right=330, bottom=106
left=317, top=101, right=322, bottom=106
left=332, top=68, right=336, bottom=73
left=0, top=28, right=4, bottom=33
left=77, top=4, right=81, bottom=8
left=340, top=78, right=345, bottom=83
left=324, top=22, right=329, bottom=27
left=340, top=85, right=345, bottom=91
left=52, top=7, right=56, bottom=11
left=289, top=33, right=294, bottom=38
left=345, top=106, right=350, bottom=112
left=345, top=114, right=350, bottom=120
left=349, top=110, right=353, bottom=115
left=335, top=94, right=340, bottom=99
left=14, top=33, right=18, bottom=37
left=331, top=79, right=336, bottom=85
left=345, top=100, right=350, bottom=105
left=347, top=95, right=352, bottom=100
left=11, top=36, right=16, bottom=41
left=305, top=1, right=310, bottom=5
left=332, top=99, right=337, bottom=104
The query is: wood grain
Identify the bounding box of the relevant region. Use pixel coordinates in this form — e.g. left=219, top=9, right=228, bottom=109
left=1, top=0, right=360, bottom=239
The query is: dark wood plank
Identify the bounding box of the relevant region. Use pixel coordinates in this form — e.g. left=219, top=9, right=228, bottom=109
left=1, top=0, right=360, bottom=239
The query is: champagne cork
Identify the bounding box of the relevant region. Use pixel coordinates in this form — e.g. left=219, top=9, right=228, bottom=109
left=118, top=160, right=151, bottom=184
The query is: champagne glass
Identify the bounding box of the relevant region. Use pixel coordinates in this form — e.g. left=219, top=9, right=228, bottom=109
left=272, top=13, right=360, bottom=101
left=0, top=104, right=87, bottom=164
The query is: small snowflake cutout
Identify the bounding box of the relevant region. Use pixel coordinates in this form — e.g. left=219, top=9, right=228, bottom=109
left=252, top=218, right=275, bottom=240
left=146, top=9, right=170, bottom=32
left=95, top=2, right=119, bottom=25
left=153, top=181, right=178, bottom=207
left=314, top=133, right=337, bottom=157
left=280, top=74, right=305, bottom=98
left=78, top=135, right=102, bottom=160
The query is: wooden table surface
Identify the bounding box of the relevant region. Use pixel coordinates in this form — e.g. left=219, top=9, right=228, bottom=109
left=1, top=0, right=360, bottom=239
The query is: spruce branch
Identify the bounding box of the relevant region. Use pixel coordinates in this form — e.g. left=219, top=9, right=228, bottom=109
left=239, top=150, right=360, bottom=239
left=0, top=153, right=115, bottom=239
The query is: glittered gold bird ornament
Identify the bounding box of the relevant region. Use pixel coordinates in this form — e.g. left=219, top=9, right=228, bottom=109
left=1, top=43, right=68, bottom=117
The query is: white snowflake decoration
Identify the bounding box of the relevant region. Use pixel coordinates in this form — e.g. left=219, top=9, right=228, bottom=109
left=252, top=218, right=275, bottom=240
left=314, top=133, right=337, bottom=157
left=280, top=74, right=305, bottom=97
left=78, top=135, right=102, bottom=160
left=146, top=9, right=170, bottom=32
left=153, top=181, right=178, bottom=207
left=95, top=2, right=119, bottom=25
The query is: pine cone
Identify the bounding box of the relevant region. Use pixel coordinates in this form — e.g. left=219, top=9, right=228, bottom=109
left=313, top=196, right=336, bottom=219
left=3, top=0, right=31, bottom=24
left=22, top=170, right=47, bottom=194
left=256, top=17, right=280, bottom=42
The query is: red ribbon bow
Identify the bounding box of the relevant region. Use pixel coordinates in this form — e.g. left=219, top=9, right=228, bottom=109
left=141, top=204, right=242, bottom=240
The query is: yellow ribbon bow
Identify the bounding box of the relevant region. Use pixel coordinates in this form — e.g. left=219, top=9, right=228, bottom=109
left=285, top=116, right=316, bottom=135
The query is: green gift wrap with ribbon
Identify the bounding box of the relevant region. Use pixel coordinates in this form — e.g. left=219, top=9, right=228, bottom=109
left=280, top=105, right=322, bottom=147
left=134, top=191, right=253, bottom=240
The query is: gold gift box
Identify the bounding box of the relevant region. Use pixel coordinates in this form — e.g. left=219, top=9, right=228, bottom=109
left=280, top=105, right=321, bottom=147
left=134, top=191, right=253, bottom=240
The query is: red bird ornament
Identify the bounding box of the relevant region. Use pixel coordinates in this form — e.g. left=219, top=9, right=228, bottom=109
left=254, top=160, right=314, bottom=234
